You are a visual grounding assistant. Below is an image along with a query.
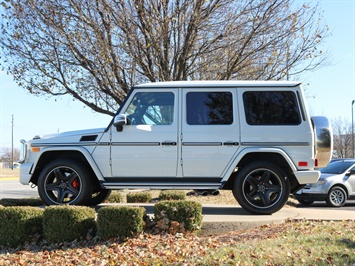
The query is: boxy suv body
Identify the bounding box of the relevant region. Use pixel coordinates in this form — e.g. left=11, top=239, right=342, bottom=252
left=19, top=81, right=332, bottom=214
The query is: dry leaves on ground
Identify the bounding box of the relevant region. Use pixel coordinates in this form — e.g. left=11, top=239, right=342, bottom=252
left=0, top=219, right=354, bottom=265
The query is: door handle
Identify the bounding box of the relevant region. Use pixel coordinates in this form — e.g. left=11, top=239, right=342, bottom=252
left=223, top=142, right=239, bottom=146
left=161, top=141, right=177, bottom=146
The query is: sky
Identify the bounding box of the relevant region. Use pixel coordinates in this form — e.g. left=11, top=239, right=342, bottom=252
left=0, top=0, right=355, bottom=152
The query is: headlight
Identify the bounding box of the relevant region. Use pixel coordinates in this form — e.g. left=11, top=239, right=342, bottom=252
left=18, top=139, right=27, bottom=163
left=313, top=179, right=327, bottom=187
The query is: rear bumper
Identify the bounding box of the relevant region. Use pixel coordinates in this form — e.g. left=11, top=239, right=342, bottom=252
left=293, top=170, right=320, bottom=185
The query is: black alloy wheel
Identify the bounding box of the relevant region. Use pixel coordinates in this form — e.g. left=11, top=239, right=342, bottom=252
left=233, top=161, right=290, bottom=215
left=37, top=160, right=92, bottom=206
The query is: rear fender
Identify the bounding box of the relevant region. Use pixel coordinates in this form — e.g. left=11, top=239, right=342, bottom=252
left=221, top=147, right=296, bottom=183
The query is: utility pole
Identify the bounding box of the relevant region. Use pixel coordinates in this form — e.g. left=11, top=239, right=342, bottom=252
left=11, top=114, right=14, bottom=170
left=352, top=101, right=355, bottom=158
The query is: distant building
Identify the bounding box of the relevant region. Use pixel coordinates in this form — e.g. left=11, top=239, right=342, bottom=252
left=0, top=161, right=10, bottom=169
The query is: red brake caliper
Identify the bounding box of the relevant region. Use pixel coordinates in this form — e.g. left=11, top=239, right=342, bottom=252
left=72, top=178, right=80, bottom=190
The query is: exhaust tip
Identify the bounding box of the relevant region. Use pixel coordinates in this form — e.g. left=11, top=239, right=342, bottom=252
left=211, top=190, right=220, bottom=196
left=193, top=189, right=220, bottom=196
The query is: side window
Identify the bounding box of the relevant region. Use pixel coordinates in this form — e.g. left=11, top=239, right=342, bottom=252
left=186, top=92, right=233, bottom=125
left=243, top=91, right=301, bottom=125
left=125, top=92, right=174, bottom=125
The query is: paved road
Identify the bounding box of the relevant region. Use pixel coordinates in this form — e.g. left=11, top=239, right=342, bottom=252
left=0, top=178, right=39, bottom=199
left=1, top=178, right=354, bottom=210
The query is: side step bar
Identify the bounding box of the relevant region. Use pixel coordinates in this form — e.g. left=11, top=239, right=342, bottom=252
left=101, top=182, right=222, bottom=190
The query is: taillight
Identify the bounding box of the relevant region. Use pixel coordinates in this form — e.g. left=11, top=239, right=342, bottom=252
left=298, top=161, right=308, bottom=167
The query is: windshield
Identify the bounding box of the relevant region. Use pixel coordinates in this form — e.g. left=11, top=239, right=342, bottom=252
left=320, top=161, right=354, bottom=174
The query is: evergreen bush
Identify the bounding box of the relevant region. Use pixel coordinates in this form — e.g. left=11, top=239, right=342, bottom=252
left=43, top=205, right=96, bottom=243
left=0, top=206, right=44, bottom=247
left=97, top=206, right=145, bottom=239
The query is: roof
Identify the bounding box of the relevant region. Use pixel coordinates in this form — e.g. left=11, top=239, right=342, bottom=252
left=330, top=158, right=355, bottom=163
left=134, top=80, right=301, bottom=88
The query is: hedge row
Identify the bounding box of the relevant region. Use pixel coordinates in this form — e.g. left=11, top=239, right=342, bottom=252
left=0, top=200, right=202, bottom=248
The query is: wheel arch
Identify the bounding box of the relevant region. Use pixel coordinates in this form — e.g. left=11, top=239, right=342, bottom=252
left=30, top=148, right=103, bottom=187
left=329, top=184, right=349, bottom=198
left=223, top=150, right=299, bottom=192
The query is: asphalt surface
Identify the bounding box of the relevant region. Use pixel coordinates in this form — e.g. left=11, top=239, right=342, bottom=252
left=1, top=178, right=354, bottom=236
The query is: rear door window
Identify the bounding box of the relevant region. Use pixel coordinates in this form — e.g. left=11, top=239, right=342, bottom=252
left=186, top=92, right=233, bottom=125
left=243, top=91, right=301, bottom=125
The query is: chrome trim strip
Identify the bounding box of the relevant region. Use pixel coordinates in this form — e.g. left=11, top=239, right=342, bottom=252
left=102, top=182, right=222, bottom=190
left=31, top=142, right=101, bottom=147
left=111, top=142, right=160, bottom=146
left=241, top=142, right=309, bottom=146
left=182, top=142, right=223, bottom=146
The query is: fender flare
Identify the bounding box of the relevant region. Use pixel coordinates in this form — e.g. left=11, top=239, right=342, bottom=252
left=31, top=146, right=105, bottom=181
left=221, top=147, right=297, bottom=182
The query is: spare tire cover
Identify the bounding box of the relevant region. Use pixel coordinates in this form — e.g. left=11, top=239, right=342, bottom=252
left=311, top=116, right=333, bottom=168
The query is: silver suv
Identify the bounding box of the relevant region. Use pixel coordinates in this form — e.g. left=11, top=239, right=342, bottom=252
left=19, top=81, right=333, bottom=214
left=295, top=159, right=355, bottom=207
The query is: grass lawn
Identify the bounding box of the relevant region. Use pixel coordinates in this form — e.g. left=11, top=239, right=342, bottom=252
left=0, top=168, right=20, bottom=179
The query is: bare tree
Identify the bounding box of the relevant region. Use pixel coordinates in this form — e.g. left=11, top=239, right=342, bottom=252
left=0, top=147, right=20, bottom=163
left=331, top=117, right=352, bottom=158
left=0, top=0, right=330, bottom=116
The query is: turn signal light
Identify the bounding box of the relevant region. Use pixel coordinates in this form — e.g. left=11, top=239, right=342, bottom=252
left=31, top=147, right=40, bottom=152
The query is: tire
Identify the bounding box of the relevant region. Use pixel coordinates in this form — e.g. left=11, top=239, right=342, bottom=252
left=326, top=186, right=347, bottom=207
left=37, top=159, right=93, bottom=206
left=297, top=199, right=314, bottom=206
left=233, top=161, right=290, bottom=215
left=87, top=189, right=112, bottom=206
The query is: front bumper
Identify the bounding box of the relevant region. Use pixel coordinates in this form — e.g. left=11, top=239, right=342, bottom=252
left=294, top=191, right=327, bottom=201
left=19, top=162, right=34, bottom=185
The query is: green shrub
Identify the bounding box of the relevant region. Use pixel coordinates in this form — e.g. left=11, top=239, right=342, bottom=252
left=0, top=206, right=44, bottom=247
left=97, top=206, right=145, bottom=239
left=106, top=191, right=124, bottom=203
left=126, top=191, right=152, bottom=203
left=154, top=200, right=202, bottom=232
left=159, top=190, right=186, bottom=201
left=43, top=205, right=96, bottom=243
left=0, top=198, right=43, bottom=206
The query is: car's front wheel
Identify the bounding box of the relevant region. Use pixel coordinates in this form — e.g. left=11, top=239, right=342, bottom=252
left=326, top=186, right=347, bottom=207
left=233, top=161, right=290, bottom=215
left=37, top=159, right=92, bottom=206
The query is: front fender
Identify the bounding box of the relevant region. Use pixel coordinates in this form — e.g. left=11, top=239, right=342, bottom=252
left=30, top=146, right=105, bottom=182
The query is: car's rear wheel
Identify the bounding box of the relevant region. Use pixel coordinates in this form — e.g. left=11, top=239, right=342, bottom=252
left=37, top=160, right=92, bottom=206
left=87, top=189, right=112, bottom=206
left=326, top=186, right=347, bottom=207
left=233, top=161, right=290, bottom=215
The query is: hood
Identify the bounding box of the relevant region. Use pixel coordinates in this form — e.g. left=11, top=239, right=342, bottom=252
left=30, top=128, right=106, bottom=144
left=319, top=172, right=344, bottom=182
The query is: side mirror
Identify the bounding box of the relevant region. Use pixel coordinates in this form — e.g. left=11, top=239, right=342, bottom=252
left=347, top=169, right=355, bottom=176
left=113, top=114, right=127, bottom=132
